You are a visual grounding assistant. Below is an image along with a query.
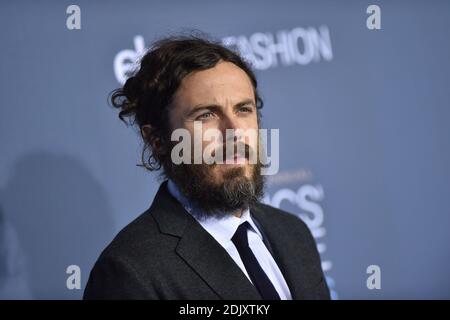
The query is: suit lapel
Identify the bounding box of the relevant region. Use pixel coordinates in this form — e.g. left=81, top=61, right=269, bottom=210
left=176, top=219, right=262, bottom=300
left=250, top=204, right=314, bottom=300
left=150, top=181, right=262, bottom=300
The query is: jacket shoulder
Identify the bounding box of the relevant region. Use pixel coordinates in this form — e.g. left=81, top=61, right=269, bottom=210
left=83, top=209, right=172, bottom=299
left=253, top=201, right=313, bottom=236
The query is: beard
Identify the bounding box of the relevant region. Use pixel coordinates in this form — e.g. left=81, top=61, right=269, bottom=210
left=162, top=141, right=265, bottom=219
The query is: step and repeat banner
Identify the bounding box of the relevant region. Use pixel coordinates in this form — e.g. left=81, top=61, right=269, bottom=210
left=1, top=0, right=449, bottom=299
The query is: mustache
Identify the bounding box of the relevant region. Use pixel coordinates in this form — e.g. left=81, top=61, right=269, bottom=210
left=208, top=141, right=257, bottom=163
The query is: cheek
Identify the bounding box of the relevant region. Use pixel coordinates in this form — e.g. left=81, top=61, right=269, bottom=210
left=239, top=119, right=259, bottom=148
left=202, top=140, right=221, bottom=157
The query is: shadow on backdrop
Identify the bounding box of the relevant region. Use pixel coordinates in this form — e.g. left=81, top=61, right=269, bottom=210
left=0, top=151, right=116, bottom=299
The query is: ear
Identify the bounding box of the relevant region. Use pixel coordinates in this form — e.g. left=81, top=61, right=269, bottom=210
left=141, top=124, right=162, bottom=152
left=141, top=124, right=152, bottom=140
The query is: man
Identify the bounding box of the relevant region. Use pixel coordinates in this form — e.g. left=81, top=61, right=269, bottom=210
left=84, top=34, right=330, bottom=300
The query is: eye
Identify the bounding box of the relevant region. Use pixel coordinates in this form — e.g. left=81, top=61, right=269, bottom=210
left=196, top=111, right=214, bottom=120
left=238, top=105, right=253, bottom=113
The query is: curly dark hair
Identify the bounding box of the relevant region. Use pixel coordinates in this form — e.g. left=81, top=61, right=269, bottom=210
left=110, top=33, right=264, bottom=173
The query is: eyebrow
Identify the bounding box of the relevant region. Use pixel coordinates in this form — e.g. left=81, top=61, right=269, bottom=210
left=186, top=99, right=256, bottom=118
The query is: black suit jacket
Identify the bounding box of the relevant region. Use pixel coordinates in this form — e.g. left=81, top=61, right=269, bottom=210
left=84, top=181, right=330, bottom=300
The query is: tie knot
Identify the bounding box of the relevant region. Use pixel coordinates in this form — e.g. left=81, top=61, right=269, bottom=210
left=232, top=221, right=250, bottom=247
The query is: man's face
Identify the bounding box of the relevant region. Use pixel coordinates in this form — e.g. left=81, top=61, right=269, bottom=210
left=165, top=61, right=263, bottom=216
left=170, top=61, right=259, bottom=181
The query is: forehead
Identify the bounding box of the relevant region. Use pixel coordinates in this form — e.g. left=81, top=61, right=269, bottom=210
left=172, top=61, right=255, bottom=108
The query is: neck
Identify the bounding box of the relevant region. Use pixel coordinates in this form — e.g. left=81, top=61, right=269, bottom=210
left=232, top=208, right=244, bottom=218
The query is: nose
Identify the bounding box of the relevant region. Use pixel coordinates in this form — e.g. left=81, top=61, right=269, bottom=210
left=218, top=113, right=240, bottom=143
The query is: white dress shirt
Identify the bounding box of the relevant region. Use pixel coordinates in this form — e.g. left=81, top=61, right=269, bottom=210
left=167, top=179, right=292, bottom=300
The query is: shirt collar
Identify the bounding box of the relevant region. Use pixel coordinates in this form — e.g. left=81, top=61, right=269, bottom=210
left=167, top=179, right=263, bottom=242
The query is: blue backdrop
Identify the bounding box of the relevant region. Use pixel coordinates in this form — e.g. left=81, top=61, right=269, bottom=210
left=1, top=0, right=449, bottom=299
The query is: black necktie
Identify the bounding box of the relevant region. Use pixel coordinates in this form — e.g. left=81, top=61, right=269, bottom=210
left=231, top=221, right=281, bottom=300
